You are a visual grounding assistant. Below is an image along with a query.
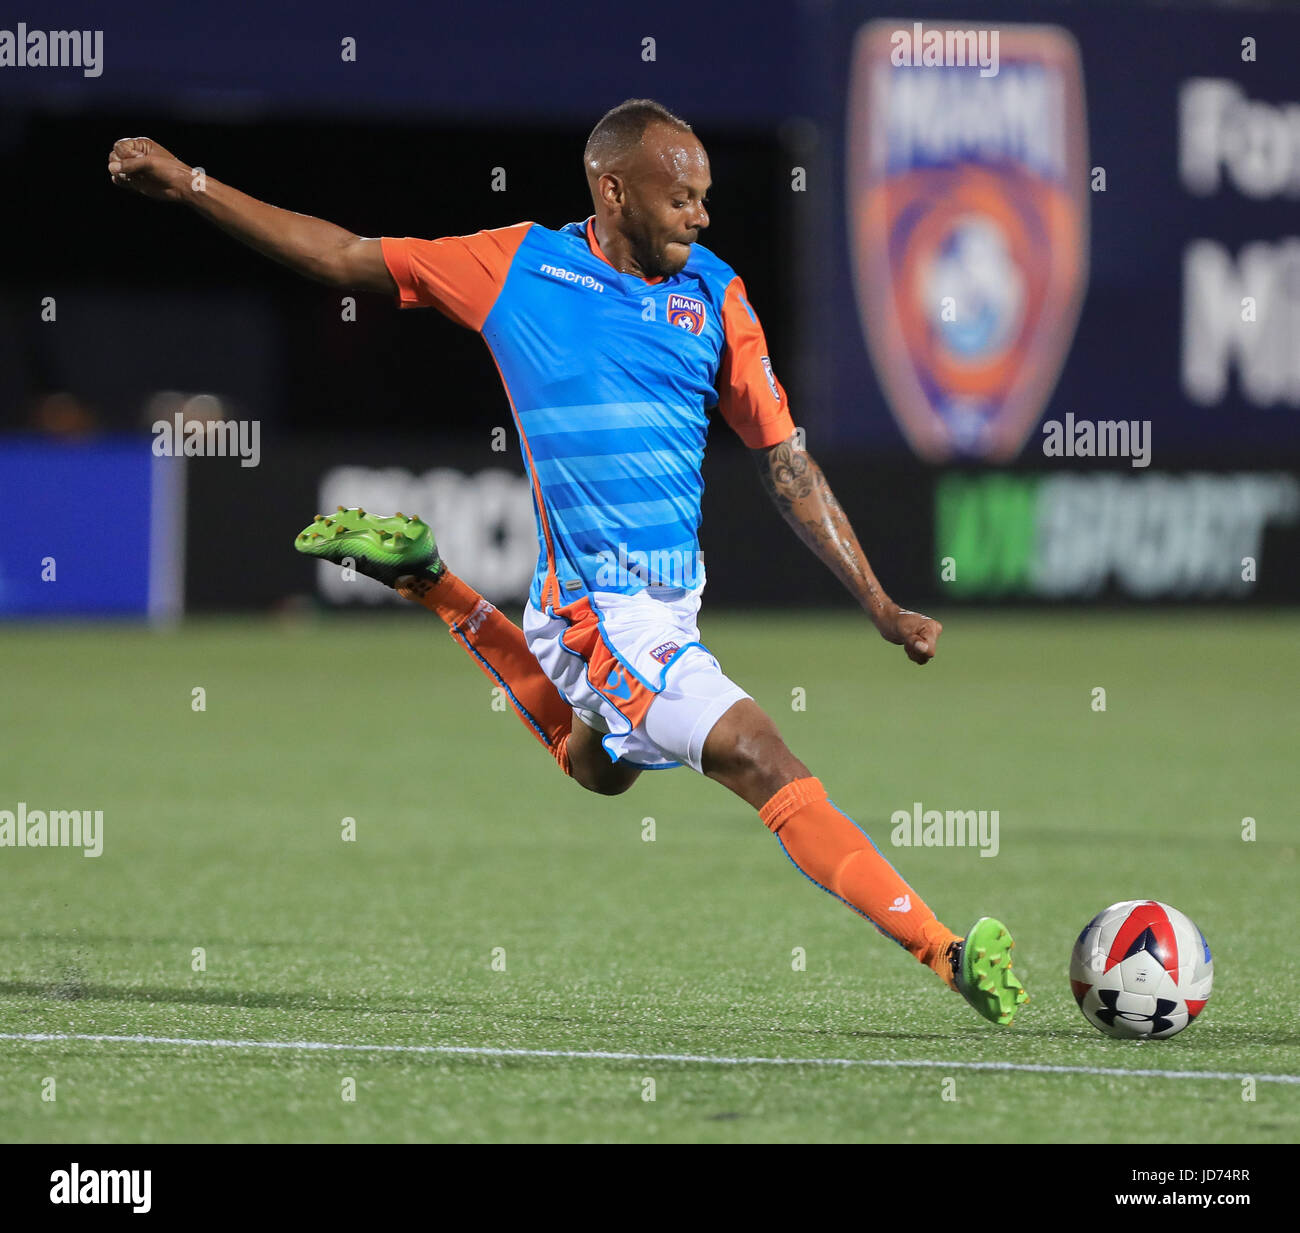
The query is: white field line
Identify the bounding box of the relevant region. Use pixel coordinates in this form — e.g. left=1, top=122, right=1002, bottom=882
left=1, top=1032, right=1296, bottom=1084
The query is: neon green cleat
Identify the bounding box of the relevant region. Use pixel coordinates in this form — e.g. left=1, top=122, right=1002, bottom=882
left=293, top=506, right=443, bottom=588
left=948, top=917, right=1029, bottom=1026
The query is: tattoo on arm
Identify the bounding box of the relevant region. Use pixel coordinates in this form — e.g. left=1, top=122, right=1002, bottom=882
left=757, top=439, right=893, bottom=624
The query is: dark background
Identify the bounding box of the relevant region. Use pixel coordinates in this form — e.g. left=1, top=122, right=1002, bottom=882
left=0, top=113, right=791, bottom=442
left=3, top=0, right=1299, bottom=612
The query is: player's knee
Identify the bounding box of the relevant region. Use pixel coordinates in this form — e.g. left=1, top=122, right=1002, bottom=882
left=706, top=726, right=754, bottom=778
left=702, top=703, right=809, bottom=807
left=576, top=770, right=636, bottom=796
left=707, top=711, right=779, bottom=776
left=569, top=751, right=638, bottom=796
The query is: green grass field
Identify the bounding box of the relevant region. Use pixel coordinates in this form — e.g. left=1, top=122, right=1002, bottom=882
left=1, top=609, right=1296, bottom=1143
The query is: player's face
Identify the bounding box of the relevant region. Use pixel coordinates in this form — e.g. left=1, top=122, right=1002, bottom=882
left=621, top=129, right=711, bottom=278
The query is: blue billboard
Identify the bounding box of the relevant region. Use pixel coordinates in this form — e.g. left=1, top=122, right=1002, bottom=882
left=0, top=439, right=183, bottom=619
left=804, top=1, right=1300, bottom=463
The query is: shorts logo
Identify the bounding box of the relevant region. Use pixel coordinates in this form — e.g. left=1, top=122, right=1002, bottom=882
left=847, top=22, right=1089, bottom=461
left=760, top=356, right=781, bottom=403
left=650, top=641, right=680, bottom=665
left=667, top=293, right=707, bottom=335
left=605, top=665, right=633, bottom=701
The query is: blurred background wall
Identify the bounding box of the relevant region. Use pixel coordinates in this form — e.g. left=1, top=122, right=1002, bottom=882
left=3, top=0, right=1298, bottom=617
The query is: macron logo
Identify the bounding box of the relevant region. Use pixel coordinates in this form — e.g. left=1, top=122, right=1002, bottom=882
left=540, top=264, right=605, bottom=293
left=888, top=894, right=912, bottom=913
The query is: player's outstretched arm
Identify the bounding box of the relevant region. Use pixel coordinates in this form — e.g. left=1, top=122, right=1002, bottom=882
left=754, top=433, right=942, bottom=665
left=106, top=137, right=396, bottom=295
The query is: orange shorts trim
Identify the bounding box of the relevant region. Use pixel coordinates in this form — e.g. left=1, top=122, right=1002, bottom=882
left=556, top=595, right=657, bottom=730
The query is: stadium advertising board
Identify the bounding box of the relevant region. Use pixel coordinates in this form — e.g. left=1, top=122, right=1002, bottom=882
left=846, top=20, right=1089, bottom=462
left=815, top=3, right=1300, bottom=463
left=0, top=439, right=182, bottom=620
left=179, top=441, right=1300, bottom=610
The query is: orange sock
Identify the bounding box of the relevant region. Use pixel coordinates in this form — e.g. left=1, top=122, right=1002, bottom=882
left=396, top=571, right=572, bottom=775
left=759, top=777, right=959, bottom=978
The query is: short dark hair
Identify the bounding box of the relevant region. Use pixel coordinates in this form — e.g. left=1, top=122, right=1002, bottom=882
left=584, top=98, right=692, bottom=168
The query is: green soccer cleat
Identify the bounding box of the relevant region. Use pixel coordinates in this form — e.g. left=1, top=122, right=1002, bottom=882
left=945, top=916, right=1029, bottom=1026
left=293, top=506, right=443, bottom=587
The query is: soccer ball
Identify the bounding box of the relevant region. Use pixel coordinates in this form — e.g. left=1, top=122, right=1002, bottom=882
left=1069, top=900, right=1213, bottom=1039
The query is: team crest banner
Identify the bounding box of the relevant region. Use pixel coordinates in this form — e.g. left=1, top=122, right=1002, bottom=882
left=847, top=20, right=1089, bottom=461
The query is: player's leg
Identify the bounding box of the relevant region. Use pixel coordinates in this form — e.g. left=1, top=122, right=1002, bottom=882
left=393, top=568, right=577, bottom=771
left=565, top=712, right=641, bottom=796
left=697, top=698, right=1027, bottom=1024
left=700, top=698, right=957, bottom=968
left=295, top=507, right=587, bottom=780
left=395, top=571, right=639, bottom=794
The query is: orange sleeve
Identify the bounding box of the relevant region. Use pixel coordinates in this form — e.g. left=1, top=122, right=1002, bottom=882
left=715, top=276, right=796, bottom=448
left=380, top=222, right=533, bottom=331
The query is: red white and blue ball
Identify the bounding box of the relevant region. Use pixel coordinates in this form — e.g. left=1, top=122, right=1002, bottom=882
left=1069, top=900, right=1213, bottom=1039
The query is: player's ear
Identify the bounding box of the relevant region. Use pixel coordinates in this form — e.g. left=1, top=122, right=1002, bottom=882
left=599, top=172, right=624, bottom=210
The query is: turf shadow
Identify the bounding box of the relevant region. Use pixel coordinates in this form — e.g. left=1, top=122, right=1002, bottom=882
left=988, top=1024, right=1300, bottom=1049
left=0, top=979, right=450, bottom=1015
left=0, top=930, right=297, bottom=951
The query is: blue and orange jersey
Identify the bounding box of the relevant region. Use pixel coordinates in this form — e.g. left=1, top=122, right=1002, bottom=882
left=381, top=218, right=795, bottom=607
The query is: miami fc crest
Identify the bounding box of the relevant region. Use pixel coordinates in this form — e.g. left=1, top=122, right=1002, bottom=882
left=847, top=22, right=1089, bottom=460
left=667, top=293, right=707, bottom=335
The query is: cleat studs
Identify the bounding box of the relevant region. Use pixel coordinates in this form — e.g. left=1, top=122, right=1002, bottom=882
left=356, top=507, right=366, bottom=516
left=997, top=928, right=1008, bottom=939
left=976, top=947, right=986, bottom=960
left=393, top=532, right=407, bottom=547
left=395, top=511, right=406, bottom=519
left=337, top=505, right=346, bottom=513
left=313, top=514, right=324, bottom=523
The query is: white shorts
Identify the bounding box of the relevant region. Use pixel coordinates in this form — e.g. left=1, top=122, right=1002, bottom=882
left=522, top=582, right=749, bottom=772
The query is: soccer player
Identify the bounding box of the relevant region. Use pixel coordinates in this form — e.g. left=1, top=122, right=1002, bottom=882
left=108, top=100, right=1027, bottom=1024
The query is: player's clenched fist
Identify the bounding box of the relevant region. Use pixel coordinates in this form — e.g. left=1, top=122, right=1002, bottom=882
left=107, top=137, right=191, bottom=201
left=886, top=608, right=943, bottom=665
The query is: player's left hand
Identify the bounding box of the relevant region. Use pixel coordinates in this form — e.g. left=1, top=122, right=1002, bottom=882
left=883, top=608, right=943, bottom=665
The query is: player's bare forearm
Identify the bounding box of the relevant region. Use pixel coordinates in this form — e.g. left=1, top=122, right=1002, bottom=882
left=755, top=433, right=942, bottom=664
left=183, top=177, right=389, bottom=290
left=106, top=137, right=394, bottom=294
left=756, top=435, right=893, bottom=622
